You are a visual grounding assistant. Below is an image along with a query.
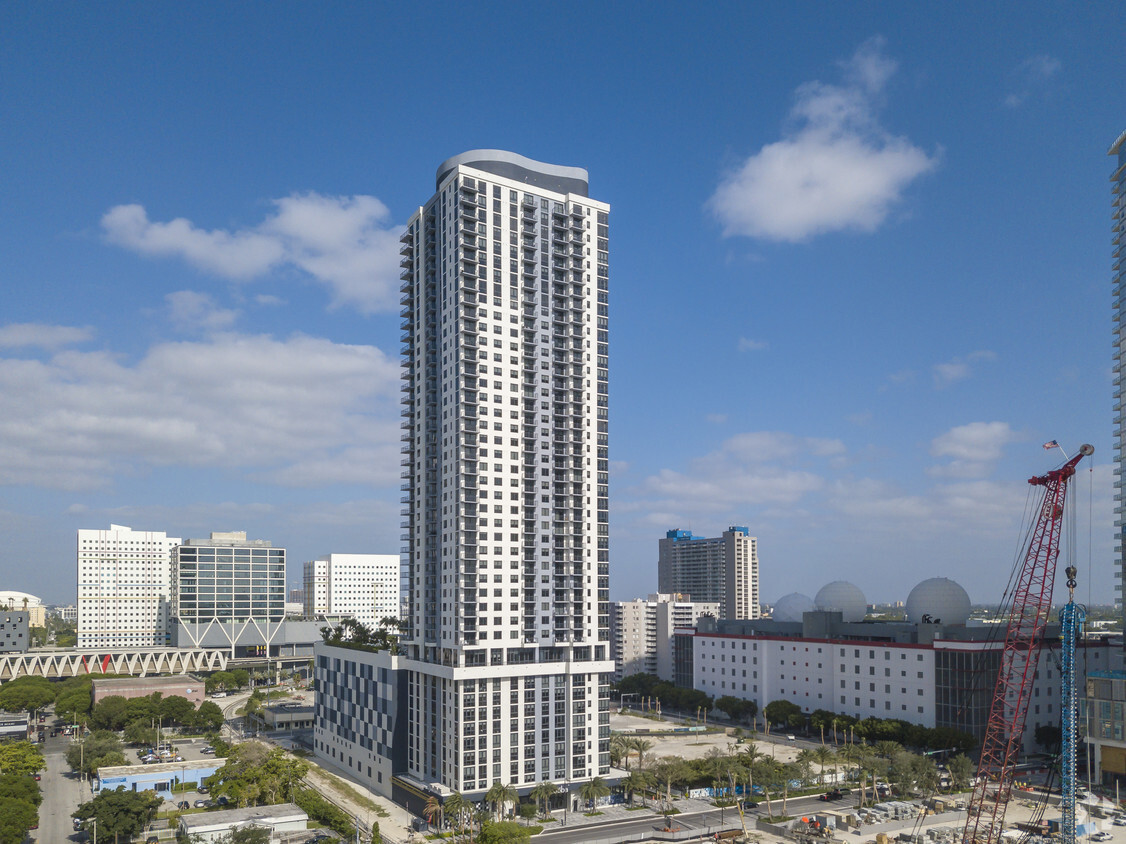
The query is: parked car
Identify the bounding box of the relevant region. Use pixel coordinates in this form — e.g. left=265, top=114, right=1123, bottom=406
left=194, top=800, right=209, bottom=808
left=177, top=801, right=190, bottom=811
left=1091, top=834, right=1112, bottom=842
left=216, top=796, right=229, bottom=806
left=201, top=746, right=215, bottom=754
left=146, top=837, right=160, bottom=843
left=198, top=785, right=209, bottom=794
left=820, top=790, right=843, bottom=801
left=32, top=773, right=40, bottom=781
left=73, top=818, right=83, bottom=830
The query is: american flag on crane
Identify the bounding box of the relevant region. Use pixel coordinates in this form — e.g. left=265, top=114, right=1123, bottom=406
left=1043, top=440, right=1059, bottom=449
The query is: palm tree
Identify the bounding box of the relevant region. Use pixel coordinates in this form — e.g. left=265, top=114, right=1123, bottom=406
left=620, top=770, right=653, bottom=805
left=444, top=791, right=466, bottom=833
left=651, top=756, right=687, bottom=812
left=873, top=740, right=902, bottom=760
left=579, top=776, right=611, bottom=812
left=610, top=734, right=631, bottom=770
left=486, top=781, right=517, bottom=819
left=812, top=745, right=835, bottom=786
left=631, top=737, right=654, bottom=770
left=530, top=780, right=558, bottom=818
left=423, top=795, right=443, bottom=831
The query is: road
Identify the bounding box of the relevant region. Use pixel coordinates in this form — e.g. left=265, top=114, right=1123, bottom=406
left=535, top=807, right=741, bottom=844
left=34, top=728, right=86, bottom=844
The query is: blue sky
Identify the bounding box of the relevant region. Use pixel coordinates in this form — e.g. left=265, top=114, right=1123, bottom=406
left=1, top=3, right=1123, bottom=607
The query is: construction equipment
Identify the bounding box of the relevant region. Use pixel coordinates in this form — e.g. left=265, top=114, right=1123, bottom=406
left=961, top=443, right=1093, bottom=844
left=1059, top=564, right=1085, bottom=844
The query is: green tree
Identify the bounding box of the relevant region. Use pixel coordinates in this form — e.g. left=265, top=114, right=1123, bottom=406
left=947, top=754, right=973, bottom=791
left=530, top=780, right=558, bottom=817
left=630, top=737, right=653, bottom=770
left=516, top=802, right=538, bottom=825
left=651, top=756, right=689, bottom=810
left=74, top=786, right=162, bottom=842
left=0, top=772, right=41, bottom=806
left=207, top=743, right=309, bottom=808
left=90, top=694, right=131, bottom=730
left=194, top=700, right=225, bottom=732
left=578, top=776, right=611, bottom=811
left=620, top=770, right=653, bottom=805
left=123, top=720, right=158, bottom=746
left=125, top=692, right=162, bottom=725
left=54, top=677, right=95, bottom=723
left=423, top=794, right=443, bottom=830
left=763, top=699, right=802, bottom=729
left=486, top=781, right=518, bottom=819
left=67, top=730, right=126, bottom=776
left=716, top=695, right=757, bottom=724
left=371, top=819, right=382, bottom=844
left=292, top=786, right=357, bottom=838
left=478, top=820, right=531, bottom=844
left=0, top=741, right=46, bottom=776
left=161, top=694, right=197, bottom=725
left=444, top=791, right=468, bottom=832
left=0, top=676, right=55, bottom=713
left=1034, top=724, right=1062, bottom=753
left=230, top=668, right=251, bottom=689
left=0, top=798, right=37, bottom=844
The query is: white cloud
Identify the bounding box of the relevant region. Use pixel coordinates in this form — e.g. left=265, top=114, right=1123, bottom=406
left=102, top=192, right=404, bottom=314
left=929, top=421, right=1016, bottom=478
left=0, top=323, right=94, bottom=350
left=706, top=413, right=728, bottom=424
left=0, top=330, right=400, bottom=490
left=166, top=290, right=239, bottom=332
left=738, top=337, right=768, bottom=352
left=708, top=37, right=938, bottom=242
left=255, top=294, right=286, bottom=306
left=932, top=350, right=995, bottom=388
left=1005, top=55, right=1062, bottom=108
left=630, top=431, right=843, bottom=518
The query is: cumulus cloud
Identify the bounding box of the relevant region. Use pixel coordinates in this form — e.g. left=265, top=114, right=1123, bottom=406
left=102, top=193, right=404, bottom=314
left=738, top=337, right=768, bottom=352
left=631, top=431, right=844, bottom=518
left=1004, top=55, right=1062, bottom=108
left=932, top=350, right=995, bottom=387
left=929, top=421, right=1015, bottom=477
left=0, top=330, right=401, bottom=490
left=708, top=37, right=938, bottom=242
left=0, top=323, right=94, bottom=350
left=166, top=290, right=239, bottom=332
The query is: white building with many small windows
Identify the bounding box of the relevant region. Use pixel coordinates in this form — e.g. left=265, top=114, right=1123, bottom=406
left=302, top=553, right=400, bottom=628
left=611, top=593, right=719, bottom=683
left=687, top=598, right=1117, bottom=757
left=77, top=525, right=180, bottom=649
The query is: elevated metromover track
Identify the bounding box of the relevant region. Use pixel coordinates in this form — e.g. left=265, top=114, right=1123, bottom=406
left=0, top=647, right=228, bottom=680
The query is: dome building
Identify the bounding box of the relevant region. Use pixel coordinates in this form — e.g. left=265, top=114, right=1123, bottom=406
left=905, top=577, right=971, bottom=626
left=814, top=581, right=867, bottom=623
left=771, top=593, right=815, bottom=623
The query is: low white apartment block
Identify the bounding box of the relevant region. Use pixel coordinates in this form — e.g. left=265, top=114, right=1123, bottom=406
left=77, top=525, right=180, bottom=649
left=691, top=616, right=1116, bottom=756
left=611, top=593, right=719, bottom=682
left=302, top=554, right=399, bottom=629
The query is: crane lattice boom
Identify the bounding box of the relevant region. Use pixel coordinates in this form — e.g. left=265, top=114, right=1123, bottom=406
left=961, top=444, right=1092, bottom=844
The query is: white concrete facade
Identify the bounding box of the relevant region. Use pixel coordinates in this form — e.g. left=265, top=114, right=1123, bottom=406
left=398, top=151, right=613, bottom=796
left=611, top=593, right=720, bottom=682
left=77, top=525, right=180, bottom=649
left=693, top=629, right=1117, bottom=756
left=302, top=553, right=399, bottom=628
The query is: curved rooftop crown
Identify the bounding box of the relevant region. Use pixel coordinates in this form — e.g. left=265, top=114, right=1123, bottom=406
left=436, top=150, right=589, bottom=196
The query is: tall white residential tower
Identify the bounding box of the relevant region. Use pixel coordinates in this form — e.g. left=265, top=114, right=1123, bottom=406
left=398, top=150, right=613, bottom=797
left=658, top=527, right=760, bottom=620
left=77, top=524, right=180, bottom=649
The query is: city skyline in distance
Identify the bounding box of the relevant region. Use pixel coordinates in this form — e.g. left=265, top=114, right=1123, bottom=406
left=0, top=4, right=1122, bottom=608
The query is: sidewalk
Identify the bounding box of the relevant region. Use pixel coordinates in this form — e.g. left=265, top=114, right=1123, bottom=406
left=303, top=753, right=416, bottom=844
left=536, top=795, right=719, bottom=832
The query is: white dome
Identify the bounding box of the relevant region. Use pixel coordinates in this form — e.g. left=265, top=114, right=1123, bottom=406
left=906, top=577, right=971, bottom=625
left=815, top=581, right=867, bottom=623
left=772, top=592, right=815, bottom=623
left=0, top=591, right=41, bottom=608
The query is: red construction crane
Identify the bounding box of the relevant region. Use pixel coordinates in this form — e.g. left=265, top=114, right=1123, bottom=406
left=961, top=443, right=1093, bottom=844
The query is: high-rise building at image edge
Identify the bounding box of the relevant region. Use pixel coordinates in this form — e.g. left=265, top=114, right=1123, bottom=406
left=658, top=526, right=760, bottom=620
left=1113, top=128, right=1126, bottom=616
left=314, top=150, right=613, bottom=807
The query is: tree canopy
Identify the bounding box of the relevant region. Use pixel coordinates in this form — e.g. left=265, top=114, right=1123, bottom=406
left=206, top=742, right=309, bottom=808
left=66, top=730, right=127, bottom=776
left=0, top=741, right=46, bottom=776
left=75, top=787, right=162, bottom=841
left=0, top=676, right=55, bottom=713
left=614, top=673, right=713, bottom=713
